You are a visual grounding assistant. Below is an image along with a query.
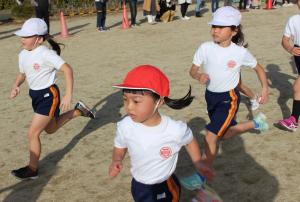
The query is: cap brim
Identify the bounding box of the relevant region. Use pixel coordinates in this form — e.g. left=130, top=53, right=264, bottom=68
left=14, top=30, right=35, bottom=37
left=112, top=84, right=157, bottom=94
left=208, top=20, right=239, bottom=26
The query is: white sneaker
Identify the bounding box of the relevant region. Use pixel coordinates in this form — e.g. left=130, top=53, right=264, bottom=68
left=182, top=16, right=190, bottom=20
left=282, top=3, right=289, bottom=7
left=250, top=97, right=260, bottom=111
left=288, top=2, right=294, bottom=6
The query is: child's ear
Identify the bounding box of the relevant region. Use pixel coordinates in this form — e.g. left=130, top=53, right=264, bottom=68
left=37, top=36, right=44, bottom=44
left=158, top=97, right=165, bottom=107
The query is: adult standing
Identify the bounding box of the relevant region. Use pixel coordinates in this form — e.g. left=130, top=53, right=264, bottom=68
left=32, top=0, right=50, bottom=33
left=95, top=0, right=109, bottom=32
left=178, top=0, right=191, bottom=20
left=143, top=0, right=160, bottom=24
left=127, top=0, right=138, bottom=27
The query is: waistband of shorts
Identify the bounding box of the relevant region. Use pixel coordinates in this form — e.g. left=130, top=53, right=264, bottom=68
left=206, top=87, right=238, bottom=95
left=29, top=84, right=58, bottom=93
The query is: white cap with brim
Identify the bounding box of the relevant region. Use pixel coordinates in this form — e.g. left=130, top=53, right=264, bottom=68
left=208, top=6, right=241, bottom=27
left=15, top=18, right=48, bottom=37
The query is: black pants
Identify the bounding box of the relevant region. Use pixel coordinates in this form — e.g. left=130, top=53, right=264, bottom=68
left=180, top=2, right=189, bottom=17
left=95, top=1, right=107, bottom=28
left=128, top=0, right=137, bottom=25
left=239, top=0, right=247, bottom=9
left=35, top=0, right=50, bottom=33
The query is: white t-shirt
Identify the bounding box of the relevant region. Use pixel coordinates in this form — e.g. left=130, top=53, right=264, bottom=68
left=284, top=14, right=300, bottom=46
left=114, top=114, right=193, bottom=185
left=19, top=45, right=65, bottom=90
left=193, top=41, right=257, bottom=92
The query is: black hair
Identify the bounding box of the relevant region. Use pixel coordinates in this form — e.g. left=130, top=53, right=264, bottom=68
left=42, top=35, right=64, bottom=55
left=231, top=25, right=248, bottom=48
left=122, top=85, right=194, bottom=110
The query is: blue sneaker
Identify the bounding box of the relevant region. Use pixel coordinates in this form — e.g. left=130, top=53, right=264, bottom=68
left=179, top=173, right=205, bottom=190
left=253, top=112, right=269, bottom=131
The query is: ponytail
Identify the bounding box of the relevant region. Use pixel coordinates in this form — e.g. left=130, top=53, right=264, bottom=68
left=43, top=35, right=64, bottom=55
left=231, top=25, right=248, bottom=48
left=164, top=85, right=194, bottom=110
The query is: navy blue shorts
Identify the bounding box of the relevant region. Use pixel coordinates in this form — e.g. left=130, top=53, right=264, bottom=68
left=294, top=45, right=300, bottom=75
left=205, top=88, right=240, bottom=137
left=131, top=174, right=181, bottom=202
left=29, top=84, right=60, bottom=117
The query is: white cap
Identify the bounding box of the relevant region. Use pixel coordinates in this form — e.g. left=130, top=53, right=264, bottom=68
left=15, top=18, right=48, bottom=37
left=208, top=6, right=241, bottom=26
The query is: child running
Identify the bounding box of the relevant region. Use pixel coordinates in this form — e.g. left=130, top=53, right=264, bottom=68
left=108, top=65, right=214, bottom=202
left=277, top=0, right=300, bottom=132
left=10, top=18, right=95, bottom=180
left=181, top=6, right=269, bottom=190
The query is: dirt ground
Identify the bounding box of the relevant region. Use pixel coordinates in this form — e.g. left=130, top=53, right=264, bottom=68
left=0, top=3, right=300, bottom=202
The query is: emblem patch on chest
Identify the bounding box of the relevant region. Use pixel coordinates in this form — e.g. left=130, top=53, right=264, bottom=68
left=227, top=60, right=237, bottom=68
left=159, top=147, right=172, bottom=159
left=33, top=63, right=40, bottom=71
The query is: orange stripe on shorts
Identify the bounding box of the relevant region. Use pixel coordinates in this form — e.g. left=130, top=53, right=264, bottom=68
left=49, top=86, right=59, bottom=117
left=166, top=176, right=179, bottom=202
left=217, top=89, right=238, bottom=137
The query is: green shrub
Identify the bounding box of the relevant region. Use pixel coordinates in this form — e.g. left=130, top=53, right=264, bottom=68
left=11, top=2, right=34, bottom=19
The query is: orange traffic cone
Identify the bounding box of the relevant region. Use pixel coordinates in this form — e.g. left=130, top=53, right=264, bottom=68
left=122, top=1, right=129, bottom=29
left=265, top=0, right=273, bottom=9
left=59, top=11, right=71, bottom=38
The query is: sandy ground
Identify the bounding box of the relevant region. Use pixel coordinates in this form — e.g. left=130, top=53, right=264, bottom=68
left=0, top=3, right=300, bottom=202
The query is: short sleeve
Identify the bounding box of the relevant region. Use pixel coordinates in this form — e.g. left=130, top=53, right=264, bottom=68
left=18, top=54, right=24, bottom=73
left=192, top=45, right=205, bottom=66
left=44, top=50, right=66, bottom=70
left=178, top=122, right=193, bottom=147
left=114, top=124, right=127, bottom=148
left=284, top=18, right=293, bottom=38
left=242, top=49, right=257, bottom=68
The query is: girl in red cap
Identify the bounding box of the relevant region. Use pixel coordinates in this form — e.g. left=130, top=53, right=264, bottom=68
left=10, top=18, right=95, bottom=180
left=109, top=65, right=214, bottom=202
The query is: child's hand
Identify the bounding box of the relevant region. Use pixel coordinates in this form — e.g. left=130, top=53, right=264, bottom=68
left=259, top=87, right=269, bottom=104
left=197, top=73, right=209, bottom=85
left=60, top=94, right=72, bottom=112
left=109, top=160, right=122, bottom=178
left=195, top=161, right=214, bottom=181
left=290, top=47, right=300, bottom=56
left=10, top=86, right=20, bottom=99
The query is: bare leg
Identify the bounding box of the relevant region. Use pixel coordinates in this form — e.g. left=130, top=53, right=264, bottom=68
left=44, top=109, right=81, bottom=134
left=204, top=121, right=254, bottom=166
left=222, top=121, right=254, bottom=140
left=28, top=113, right=53, bottom=170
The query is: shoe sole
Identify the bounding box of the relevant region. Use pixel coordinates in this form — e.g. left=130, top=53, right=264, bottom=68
left=11, top=172, right=39, bottom=180
left=77, top=101, right=95, bottom=119
left=277, top=122, right=297, bottom=132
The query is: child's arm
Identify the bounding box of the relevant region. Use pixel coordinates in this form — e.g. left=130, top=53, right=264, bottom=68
left=10, top=73, right=26, bottom=99
left=189, top=64, right=209, bottom=85
left=253, top=64, right=269, bottom=104
left=185, top=137, right=214, bottom=181
left=282, top=36, right=300, bottom=56
left=59, top=63, right=74, bottom=112
left=109, top=147, right=127, bottom=178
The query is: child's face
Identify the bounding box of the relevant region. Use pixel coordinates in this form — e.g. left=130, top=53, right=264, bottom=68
left=21, top=36, right=43, bottom=51
left=123, top=92, right=161, bottom=125
left=210, top=25, right=237, bottom=46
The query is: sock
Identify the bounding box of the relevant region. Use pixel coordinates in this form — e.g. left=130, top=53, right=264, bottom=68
left=291, top=100, right=300, bottom=122
left=253, top=120, right=259, bottom=129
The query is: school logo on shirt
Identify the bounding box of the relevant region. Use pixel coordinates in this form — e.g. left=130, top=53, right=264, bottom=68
left=159, top=147, right=172, bottom=159
left=227, top=60, right=237, bottom=68
left=33, top=63, right=40, bottom=71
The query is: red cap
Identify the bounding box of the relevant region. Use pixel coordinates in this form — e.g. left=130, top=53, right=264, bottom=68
left=113, top=65, right=170, bottom=97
